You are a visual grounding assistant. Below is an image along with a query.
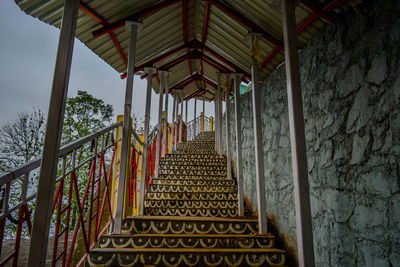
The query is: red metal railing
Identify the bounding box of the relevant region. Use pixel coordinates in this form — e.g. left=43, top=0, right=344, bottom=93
left=0, top=122, right=121, bottom=267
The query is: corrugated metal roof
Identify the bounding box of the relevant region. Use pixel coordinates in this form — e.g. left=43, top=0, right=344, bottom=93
left=14, top=0, right=358, bottom=101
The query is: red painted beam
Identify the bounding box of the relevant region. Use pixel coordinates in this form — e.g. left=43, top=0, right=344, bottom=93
left=210, top=0, right=283, bottom=50
left=301, top=0, right=338, bottom=24
left=171, top=76, right=194, bottom=89
left=201, top=1, right=211, bottom=44
left=200, top=76, right=217, bottom=88
left=183, top=0, right=189, bottom=43
left=79, top=3, right=128, bottom=64
left=92, top=0, right=181, bottom=38
left=260, top=47, right=279, bottom=69
left=260, top=0, right=344, bottom=71
left=135, top=44, right=186, bottom=73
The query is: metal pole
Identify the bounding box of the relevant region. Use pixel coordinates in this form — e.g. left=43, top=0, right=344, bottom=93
left=138, top=67, right=156, bottom=216
left=179, top=92, right=184, bottom=142
left=154, top=70, right=164, bottom=178
left=114, top=21, right=139, bottom=233
left=224, top=74, right=232, bottom=180
left=194, top=98, right=197, bottom=137
left=218, top=75, right=223, bottom=155
left=233, top=74, right=244, bottom=216
left=171, top=92, right=176, bottom=151
left=185, top=100, right=188, bottom=124
left=215, top=75, right=220, bottom=153
left=203, top=100, right=205, bottom=119
left=282, top=0, right=315, bottom=265
left=175, top=93, right=180, bottom=146
left=250, top=34, right=267, bottom=234
left=28, top=1, right=79, bottom=265
left=162, top=73, right=169, bottom=156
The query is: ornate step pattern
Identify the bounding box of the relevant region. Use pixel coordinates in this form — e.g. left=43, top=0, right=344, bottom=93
left=87, top=132, right=286, bottom=266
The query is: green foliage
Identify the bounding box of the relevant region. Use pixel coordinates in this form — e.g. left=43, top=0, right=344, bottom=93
left=0, top=108, right=45, bottom=172
left=62, top=90, right=113, bottom=145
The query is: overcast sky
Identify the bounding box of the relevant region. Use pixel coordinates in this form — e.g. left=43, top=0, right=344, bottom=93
left=0, top=1, right=216, bottom=129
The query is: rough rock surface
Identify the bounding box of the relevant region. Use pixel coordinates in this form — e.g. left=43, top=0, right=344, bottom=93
left=222, top=0, right=400, bottom=266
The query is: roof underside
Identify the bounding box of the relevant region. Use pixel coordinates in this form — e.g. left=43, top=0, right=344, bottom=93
left=15, top=0, right=359, bottom=101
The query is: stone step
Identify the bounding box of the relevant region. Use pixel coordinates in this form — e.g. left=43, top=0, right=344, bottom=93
left=165, top=154, right=224, bottom=160
left=158, top=169, right=227, bottom=176
left=147, top=184, right=236, bottom=193
left=87, top=248, right=286, bottom=266
left=144, top=199, right=237, bottom=209
left=158, top=164, right=227, bottom=171
left=157, top=174, right=230, bottom=180
left=98, top=233, right=276, bottom=249
left=146, top=192, right=238, bottom=201
left=150, top=178, right=235, bottom=186
left=144, top=207, right=238, bottom=217
left=121, top=217, right=260, bottom=235
left=160, top=159, right=226, bottom=165
left=159, top=162, right=226, bottom=168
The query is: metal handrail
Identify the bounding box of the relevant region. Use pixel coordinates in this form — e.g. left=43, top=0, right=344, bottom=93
left=0, top=122, right=122, bottom=188
left=0, top=121, right=123, bottom=266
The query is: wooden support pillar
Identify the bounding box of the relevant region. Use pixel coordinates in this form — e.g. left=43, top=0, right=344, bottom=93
left=224, top=74, right=232, bottom=180
left=233, top=73, right=244, bottom=216
left=28, top=0, right=79, bottom=265
left=282, top=1, right=315, bottom=266
left=162, top=73, right=169, bottom=157
left=171, top=92, right=177, bottom=151
left=114, top=21, right=140, bottom=232
left=138, top=67, right=156, bottom=216
left=154, top=70, right=164, bottom=178
left=249, top=34, right=267, bottom=234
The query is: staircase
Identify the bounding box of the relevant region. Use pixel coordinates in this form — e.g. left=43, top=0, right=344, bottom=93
left=87, top=132, right=286, bottom=266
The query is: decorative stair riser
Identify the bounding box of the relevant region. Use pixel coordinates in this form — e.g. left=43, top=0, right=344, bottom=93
left=87, top=132, right=286, bottom=266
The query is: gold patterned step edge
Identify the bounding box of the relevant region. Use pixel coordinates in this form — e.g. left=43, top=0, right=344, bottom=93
left=145, top=192, right=238, bottom=200
left=101, top=233, right=275, bottom=238
left=90, top=247, right=286, bottom=254
left=124, top=216, right=258, bottom=222
left=150, top=179, right=234, bottom=185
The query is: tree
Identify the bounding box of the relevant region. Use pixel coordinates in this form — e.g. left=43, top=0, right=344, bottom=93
left=62, top=90, right=114, bottom=145
left=0, top=108, right=45, bottom=173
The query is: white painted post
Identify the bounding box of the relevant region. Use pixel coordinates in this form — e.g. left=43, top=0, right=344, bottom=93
left=114, top=21, right=140, bottom=232
left=162, top=73, right=169, bottom=157
left=185, top=100, right=188, bottom=124
left=215, top=74, right=220, bottom=153
left=179, top=92, right=184, bottom=142
left=28, top=1, right=79, bottom=265
left=214, top=93, right=218, bottom=151
left=138, top=67, right=156, bottom=216
left=194, top=98, right=197, bottom=137
left=218, top=74, right=223, bottom=155
left=154, top=71, right=164, bottom=178
left=282, top=1, right=315, bottom=266
left=224, top=74, right=232, bottom=180
left=233, top=73, right=244, bottom=216
left=171, top=92, right=176, bottom=151
left=174, top=93, right=179, bottom=149
left=249, top=34, right=268, bottom=234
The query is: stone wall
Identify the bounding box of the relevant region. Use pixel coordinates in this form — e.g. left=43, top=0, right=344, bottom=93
left=222, top=0, right=400, bottom=265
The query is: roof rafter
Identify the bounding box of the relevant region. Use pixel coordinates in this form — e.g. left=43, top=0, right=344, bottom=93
left=92, top=0, right=182, bottom=38
left=210, top=0, right=284, bottom=50
left=79, top=3, right=128, bottom=65
left=260, top=0, right=343, bottom=70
